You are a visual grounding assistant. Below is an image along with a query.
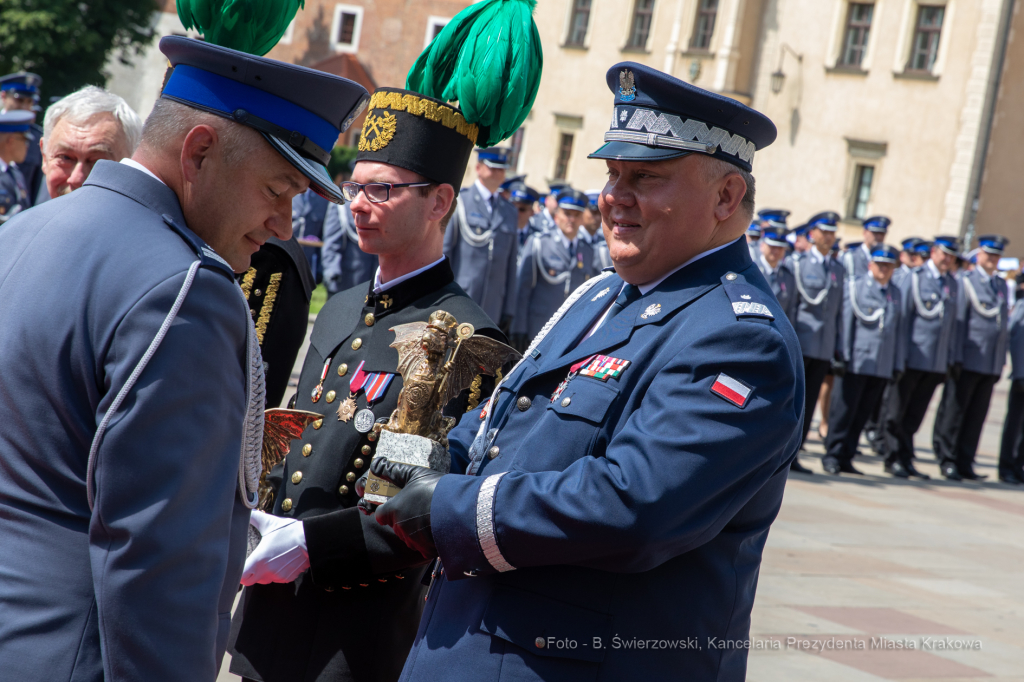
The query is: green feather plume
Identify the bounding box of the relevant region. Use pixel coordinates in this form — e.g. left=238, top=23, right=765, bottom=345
left=407, top=0, right=542, bottom=147
left=177, top=0, right=304, bottom=56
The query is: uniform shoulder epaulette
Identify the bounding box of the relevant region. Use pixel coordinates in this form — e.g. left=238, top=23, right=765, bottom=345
left=845, top=241, right=863, bottom=251
left=161, top=213, right=235, bottom=280
left=721, top=272, right=775, bottom=320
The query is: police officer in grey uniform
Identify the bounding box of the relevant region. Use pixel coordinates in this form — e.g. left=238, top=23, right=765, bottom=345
left=881, top=236, right=960, bottom=478
left=511, top=188, right=597, bottom=350
left=823, top=245, right=905, bottom=475
left=581, top=189, right=612, bottom=270
left=0, top=72, right=43, bottom=205
left=746, top=218, right=761, bottom=262
left=0, top=36, right=368, bottom=681
left=444, top=146, right=519, bottom=332
left=0, top=110, right=32, bottom=221
left=291, top=188, right=330, bottom=282
left=894, top=237, right=926, bottom=289
left=507, top=180, right=542, bottom=247
left=756, top=224, right=798, bottom=324
left=843, top=215, right=890, bottom=279
left=322, top=200, right=379, bottom=296
left=998, top=278, right=1024, bottom=484
left=934, top=235, right=1011, bottom=480
left=527, top=181, right=564, bottom=235
left=788, top=211, right=845, bottom=463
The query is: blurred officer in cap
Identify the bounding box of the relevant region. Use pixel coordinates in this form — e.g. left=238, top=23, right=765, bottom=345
left=823, top=245, right=905, bottom=475
left=366, top=61, right=803, bottom=682
left=894, top=237, right=924, bottom=287
left=787, top=211, right=845, bottom=464
left=756, top=224, right=798, bottom=324
left=754, top=208, right=788, bottom=262
left=0, top=35, right=368, bottom=681
left=0, top=72, right=44, bottom=204
left=582, top=189, right=613, bottom=270
left=843, top=215, right=890, bottom=279
left=746, top=219, right=761, bottom=261
left=511, top=187, right=597, bottom=350
left=790, top=222, right=811, bottom=254
left=499, top=173, right=525, bottom=202
left=933, top=234, right=1010, bottom=480
left=881, top=236, right=959, bottom=478
left=508, top=179, right=541, bottom=246
left=998, top=275, right=1024, bottom=484
left=37, top=86, right=142, bottom=202
left=529, top=180, right=567, bottom=234
left=0, top=110, right=33, bottom=221
left=322, top=198, right=379, bottom=296
left=444, top=146, right=519, bottom=333
left=291, top=188, right=330, bottom=281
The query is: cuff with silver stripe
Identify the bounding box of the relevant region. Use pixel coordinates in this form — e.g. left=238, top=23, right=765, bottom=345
left=475, top=472, right=515, bottom=573
left=604, top=130, right=716, bottom=154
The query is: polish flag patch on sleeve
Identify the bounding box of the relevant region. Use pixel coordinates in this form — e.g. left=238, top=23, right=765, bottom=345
left=711, top=373, right=753, bottom=408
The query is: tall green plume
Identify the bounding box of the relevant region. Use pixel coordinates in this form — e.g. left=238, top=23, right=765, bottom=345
left=177, top=0, right=304, bottom=56
left=407, top=0, right=542, bottom=147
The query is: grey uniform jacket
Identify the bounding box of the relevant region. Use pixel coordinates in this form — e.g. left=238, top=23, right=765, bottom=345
left=512, top=231, right=597, bottom=338
left=842, top=274, right=905, bottom=378
left=0, top=163, right=28, bottom=221
left=584, top=229, right=613, bottom=271
left=527, top=208, right=555, bottom=235
left=1009, top=300, right=1024, bottom=380
left=842, top=244, right=870, bottom=279
left=955, top=269, right=1009, bottom=376
left=0, top=161, right=256, bottom=681
left=755, top=257, right=798, bottom=325
left=444, top=185, right=518, bottom=324
left=322, top=202, right=378, bottom=295
left=788, top=250, right=846, bottom=361
left=900, top=265, right=958, bottom=373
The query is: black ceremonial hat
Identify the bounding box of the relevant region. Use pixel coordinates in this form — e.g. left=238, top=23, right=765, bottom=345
left=354, top=88, right=479, bottom=188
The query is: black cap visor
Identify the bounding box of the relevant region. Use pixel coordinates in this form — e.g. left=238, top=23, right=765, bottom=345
left=588, top=140, right=694, bottom=162
left=263, top=132, right=343, bottom=204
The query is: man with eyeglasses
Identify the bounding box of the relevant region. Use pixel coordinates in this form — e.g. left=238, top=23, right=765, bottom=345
left=229, top=86, right=507, bottom=682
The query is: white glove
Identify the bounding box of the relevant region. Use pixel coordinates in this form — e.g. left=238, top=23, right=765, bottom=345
left=241, top=510, right=309, bottom=586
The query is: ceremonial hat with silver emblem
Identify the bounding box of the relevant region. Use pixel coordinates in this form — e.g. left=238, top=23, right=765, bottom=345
left=0, top=110, right=34, bottom=134
left=806, top=211, right=840, bottom=232
left=758, top=208, right=790, bottom=229
left=0, top=72, right=41, bottom=96
left=589, top=62, right=776, bottom=172
left=508, top=181, right=539, bottom=204
left=556, top=188, right=588, bottom=211
left=862, top=215, right=891, bottom=233
left=478, top=147, right=512, bottom=169
left=870, top=245, right=899, bottom=263
left=977, top=234, right=1009, bottom=254
left=912, top=240, right=933, bottom=256
left=933, top=235, right=961, bottom=255
left=159, top=36, right=369, bottom=204
left=761, top=226, right=788, bottom=248
left=901, top=237, right=922, bottom=252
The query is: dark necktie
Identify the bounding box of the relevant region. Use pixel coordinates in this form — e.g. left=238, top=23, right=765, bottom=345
left=605, top=283, right=641, bottom=322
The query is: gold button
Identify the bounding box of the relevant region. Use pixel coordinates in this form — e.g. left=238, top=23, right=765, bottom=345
left=302, top=444, right=312, bottom=457
left=361, top=445, right=371, bottom=455
left=291, top=471, right=303, bottom=484
left=281, top=498, right=293, bottom=512
left=354, top=458, right=365, bottom=468
left=346, top=472, right=357, bottom=482
left=339, top=485, right=349, bottom=495
left=535, top=637, right=546, bottom=649
left=337, top=363, right=348, bottom=377
left=351, top=338, right=362, bottom=350
left=488, top=446, right=500, bottom=459
left=367, top=432, right=377, bottom=442
left=365, top=313, right=375, bottom=326
left=313, top=419, right=323, bottom=430
left=561, top=397, right=571, bottom=407
left=325, top=390, right=337, bottom=403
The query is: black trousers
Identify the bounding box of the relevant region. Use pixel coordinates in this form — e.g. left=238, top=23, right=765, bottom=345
left=883, top=369, right=945, bottom=467
left=825, top=373, right=888, bottom=464
left=801, top=357, right=832, bottom=446
left=999, top=379, right=1024, bottom=477
left=932, top=369, right=999, bottom=473
left=863, top=389, right=887, bottom=451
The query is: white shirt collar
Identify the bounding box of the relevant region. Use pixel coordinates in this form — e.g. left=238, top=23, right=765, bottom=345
left=120, top=158, right=165, bottom=186
left=374, top=255, right=446, bottom=294
left=976, top=268, right=994, bottom=283
left=556, top=229, right=578, bottom=253
left=861, top=243, right=872, bottom=258
left=760, top=254, right=778, bottom=275
left=808, top=246, right=828, bottom=264
left=474, top=180, right=494, bottom=207
left=926, top=259, right=942, bottom=280
left=0, top=157, right=7, bottom=172
left=638, top=240, right=733, bottom=295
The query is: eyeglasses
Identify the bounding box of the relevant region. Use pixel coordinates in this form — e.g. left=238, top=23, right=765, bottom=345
left=340, top=181, right=432, bottom=203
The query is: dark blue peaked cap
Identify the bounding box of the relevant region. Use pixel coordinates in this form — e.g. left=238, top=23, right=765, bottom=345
left=807, top=211, right=840, bottom=231
left=862, top=215, right=891, bottom=232
left=0, top=110, right=34, bottom=133
left=589, top=62, right=777, bottom=172
left=901, top=237, right=922, bottom=251
left=500, top=174, right=525, bottom=191
left=870, top=244, right=900, bottom=263
left=159, top=36, right=369, bottom=204
left=0, top=72, right=41, bottom=94
left=758, top=208, right=790, bottom=227
left=557, top=188, right=588, bottom=211
left=508, top=181, right=539, bottom=204
left=933, top=235, right=961, bottom=255
left=977, top=234, right=1009, bottom=254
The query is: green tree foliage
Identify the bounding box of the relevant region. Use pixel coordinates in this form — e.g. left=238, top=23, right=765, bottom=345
left=0, top=0, right=158, bottom=105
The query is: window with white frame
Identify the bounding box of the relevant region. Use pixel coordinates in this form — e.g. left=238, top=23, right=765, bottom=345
left=424, top=16, right=450, bottom=48
left=331, top=4, right=363, bottom=53
left=907, top=4, right=945, bottom=72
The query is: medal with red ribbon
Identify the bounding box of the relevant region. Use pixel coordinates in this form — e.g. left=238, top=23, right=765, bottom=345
left=551, top=354, right=631, bottom=402
left=311, top=356, right=332, bottom=403
left=337, top=360, right=395, bottom=424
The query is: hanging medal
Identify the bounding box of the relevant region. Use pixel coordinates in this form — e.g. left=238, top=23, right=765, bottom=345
left=551, top=355, right=596, bottom=402
left=311, top=356, right=332, bottom=403
left=337, top=360, right=395, bottom=429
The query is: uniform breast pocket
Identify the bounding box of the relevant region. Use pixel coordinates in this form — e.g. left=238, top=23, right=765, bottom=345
left=511, top=379, right=619, bottom=473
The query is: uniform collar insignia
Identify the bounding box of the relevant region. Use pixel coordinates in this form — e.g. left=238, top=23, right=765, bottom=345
left=591, top=287, right=611, bottom=301
left=640, top=303, right=661, bottom=319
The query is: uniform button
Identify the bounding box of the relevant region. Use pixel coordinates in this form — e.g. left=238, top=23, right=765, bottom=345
left=367, top=432, right=377, bottom=442
left=516, top=396, right=532, bottom=411
left=302, top=444, right=312, bottom=457
left=365, top=313, right=375, bottom=326
left=337, top=363, right=348, bottom=377
left=351, top=338, right=363, bottom=350
left=361, top=445, right=371, bottom=455
left=325, top=390, right=337, bottom=403
left=535, top=637, right=546, bottom=649
left=354, top=458, right=365, bottom=468
left=339, top=485, right=349, bottom=495
left=254, top=288, right=262, bottom=297
left=488, top=446, right=500, bottom=459
left=291, top=471, right=303, bottom=484
left=726, top=272, right=738, bottom=281
left=346, top=472, right=357, bottom=482
left=312, top=419, right=323, bottom=430
left=281, top=498, right=293, bottom=512
left=561, top=397, right=571, bottom=407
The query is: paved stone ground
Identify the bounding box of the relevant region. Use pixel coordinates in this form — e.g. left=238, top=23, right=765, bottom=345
left=222, top=320, right=1022, bottom=680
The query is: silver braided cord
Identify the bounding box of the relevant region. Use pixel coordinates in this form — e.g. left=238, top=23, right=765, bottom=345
left=963, top=275, right=1002, bottom=320
left=911, top=271, right=945, bottom=320
left=847, top=277, right=886, bottom=325
left=793, top=255, right=832, bottom=306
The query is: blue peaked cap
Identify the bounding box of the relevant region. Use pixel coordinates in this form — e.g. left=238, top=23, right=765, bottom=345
left=761, top=227, right=788, bottom=246
left=977, top=234, right=1008, bottom=254
left=912, top=241, right=933, bottom=255
left=870, top=245, right=899, bottom=263
left=557, top=188, right=588, bottom=211
left=0, top=72, right=41, bottom=94
left=901, top=237, right=922, bottom=251
left=758, top=208, right=790, bottom=227
left=508, top=181, right=539, bottom=204
left=478, top=146, right=512, bottom=169
left=0, top=110, right=34, bottom=133
left=862, top=215, right=891, bottom=232
left=807, top=211, right=840, bottom=231
left=933, top=235, right=961, bottom=255
left=500, top=174, right=525, bottom=191
left=746, top=221, right=761, bottom=237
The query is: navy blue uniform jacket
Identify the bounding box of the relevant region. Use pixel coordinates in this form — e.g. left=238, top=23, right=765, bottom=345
left=399, top=238, right=805, bottom=682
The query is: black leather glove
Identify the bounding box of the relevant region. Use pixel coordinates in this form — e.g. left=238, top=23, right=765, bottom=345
left=365, top=458, right=441, bottom=560
left=831, top=357, right=846, bottom=377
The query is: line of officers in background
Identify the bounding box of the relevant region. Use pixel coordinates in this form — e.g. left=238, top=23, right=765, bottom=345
left=292, top=145, right=1024, bottom=487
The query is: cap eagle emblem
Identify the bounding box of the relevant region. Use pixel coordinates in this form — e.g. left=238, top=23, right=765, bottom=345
left=618, top=69, right=636, bottom=102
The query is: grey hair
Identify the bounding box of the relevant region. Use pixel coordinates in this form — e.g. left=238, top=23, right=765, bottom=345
left=699, top=155, right=756, bottom=217
left=43, top=86, right=143, bottom=154
left=140, top=98, right=265, bottom=166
